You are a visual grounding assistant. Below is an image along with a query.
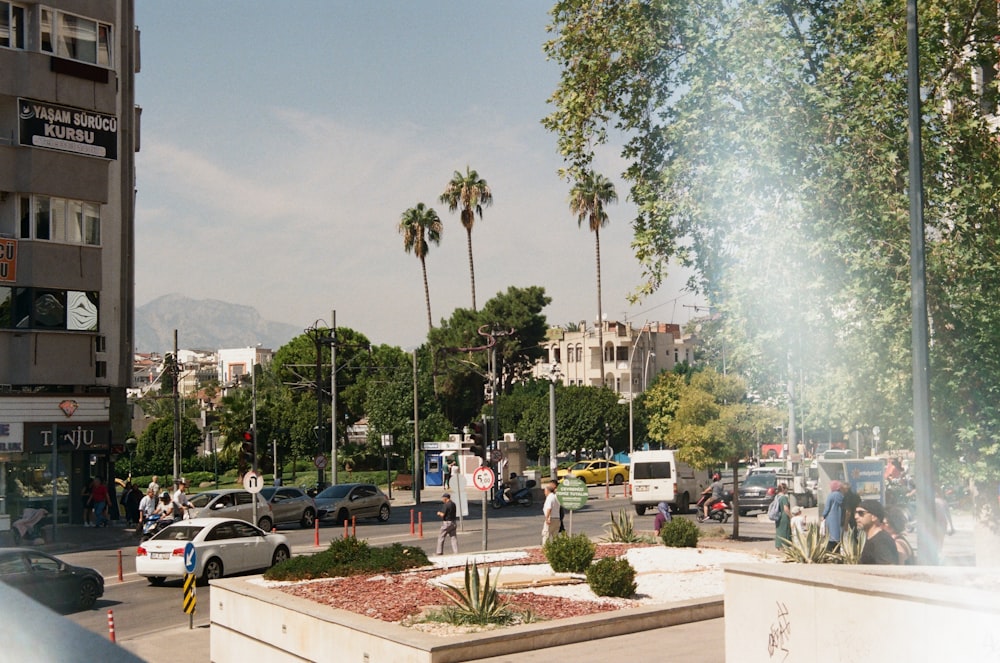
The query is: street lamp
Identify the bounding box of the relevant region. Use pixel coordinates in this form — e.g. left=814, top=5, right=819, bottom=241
left=625, top=322, right=653, bottom=455
left=546, top=362, right=562, bottom=480
left=643, top=351, right=656, bottom=390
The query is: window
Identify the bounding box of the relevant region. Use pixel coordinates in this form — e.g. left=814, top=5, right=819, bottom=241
left=0, top=287, right=97, bottom=331
left=18, top=195, right=101, bottom=246
left=95, top=360, right=106, bottom=378
left=0, top=2, right=25, bottom=49
left=40, top=8, right=111, bottom=67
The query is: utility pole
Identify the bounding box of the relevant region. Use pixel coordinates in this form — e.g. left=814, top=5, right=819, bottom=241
left=172, top=330, right=181, bottom=483
left=331, top=310, right=338, bottom=486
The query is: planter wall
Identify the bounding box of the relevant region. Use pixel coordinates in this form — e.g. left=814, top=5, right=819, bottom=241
left=724, top=563, right=1000, bottom=662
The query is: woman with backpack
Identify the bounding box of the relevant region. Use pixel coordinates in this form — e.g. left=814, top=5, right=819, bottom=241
left=773, top=483, right=792, bottom=548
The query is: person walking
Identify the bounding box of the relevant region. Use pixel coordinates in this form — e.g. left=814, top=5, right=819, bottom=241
left=773, top=483, right=792, bottom=549
left=81, top=477, right=94, bottom=526
left=90, top=477, right=109, bottom=528
left=148, top=475, right=160, bottom=497
left=822, top=480, right=845, bottom=552
left=435, top=492, right=458, bottom=555
left=542, top=480, right=559, bottom=546
left=442, top=459, right=452, bottom=489
left=172, top=478, right=191, bottom=520
left=841, top=481, right=861, bottom=534
left=137, top=487, right=157, bottom=533
left=654, top=501, right=672, bottom=535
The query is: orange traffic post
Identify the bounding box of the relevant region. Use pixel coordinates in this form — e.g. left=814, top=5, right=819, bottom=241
left=352, top=516, right=357, bottom=538
left=314, top=517, right=319, bottom=547
left=107, top=609, right=116, bottom=642
left=343, top=520, right=348, bottom=539
left=606, top=483, right=610, bottom=500
left=410, top=509, right=415, bottom=535
left=117, top=549, right=123, bottom=582
left=418, top=511, right=423, bottom=538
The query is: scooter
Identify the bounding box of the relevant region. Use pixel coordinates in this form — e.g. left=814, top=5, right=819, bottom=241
left=696, top=494, right=733, bottom=524
left=140, top=513, right=174, bottom=541
left=491, top=480, right=536, bottom=509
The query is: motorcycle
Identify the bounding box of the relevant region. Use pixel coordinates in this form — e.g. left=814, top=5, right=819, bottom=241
left=12, top=508, right=50, bottom=545
left=140, top=513, right=174, bottom=541
left=491, top=479, right=536, bottom=509
left=696, top=493, right=733, bottom=524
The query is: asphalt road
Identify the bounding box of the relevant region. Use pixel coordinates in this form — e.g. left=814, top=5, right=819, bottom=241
left=59, top=486, right=776, bottom=645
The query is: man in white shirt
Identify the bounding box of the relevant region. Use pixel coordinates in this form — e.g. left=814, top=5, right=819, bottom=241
left=172, top=478, right=191, bottom=519
left=542, top=480, right=560, bottom=546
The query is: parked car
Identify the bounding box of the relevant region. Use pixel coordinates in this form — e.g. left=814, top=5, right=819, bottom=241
left=260, top=486, right=317, bottom=529
left=136, top=518, right=290, bottom=586
left=558, top=459, right=629, bottom=486
left=185, top=489, right=274, bottom=531
left=0, top=548, right=103, bottom=611
left=314, top=483, right=390, bottom=524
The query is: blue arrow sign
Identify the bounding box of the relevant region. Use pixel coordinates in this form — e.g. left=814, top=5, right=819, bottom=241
left=184, top=542, right=197, bottom=573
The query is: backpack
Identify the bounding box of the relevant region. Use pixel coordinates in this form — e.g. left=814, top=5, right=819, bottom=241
left=767, top=496, right=783, bottom=522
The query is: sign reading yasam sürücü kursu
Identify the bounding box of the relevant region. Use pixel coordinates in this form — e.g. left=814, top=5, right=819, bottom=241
left=18, top=98, right=118, bottom=160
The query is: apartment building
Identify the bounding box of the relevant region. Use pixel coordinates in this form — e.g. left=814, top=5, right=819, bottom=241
left=533, top=320, right=695, bottom=396
left=0, top=1, right=138, bottom=524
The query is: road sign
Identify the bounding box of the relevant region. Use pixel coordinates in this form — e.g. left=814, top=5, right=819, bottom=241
left=557, top=476, right=589, bottom=511
left=314, top=454, right=327, bottom=469
left=183, top=542, right=196, bottom=573
left=471, top=466, right=495, bottom=492
left=243, top=471, right=263, bottom=493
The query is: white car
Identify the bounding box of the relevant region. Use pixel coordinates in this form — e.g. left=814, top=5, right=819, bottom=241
left=136, top=518, right=290, bottom=586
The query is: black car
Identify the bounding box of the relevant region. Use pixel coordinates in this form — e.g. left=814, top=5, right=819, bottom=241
left=0, top=548, right=104, bottom=611
left=737, top=472, right=781, bottom=516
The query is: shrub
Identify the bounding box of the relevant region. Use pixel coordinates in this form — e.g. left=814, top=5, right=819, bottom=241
left=659, top=517, right=700, bottom=548
left=264, top=536, right=429, bottom=580
left=543, top=533, right=596, bottom=573
left=586, top=556, right=637, bottom=598
left=836, top=528, right=865, bottom=565
left=436, top=561, right=514, bottom=625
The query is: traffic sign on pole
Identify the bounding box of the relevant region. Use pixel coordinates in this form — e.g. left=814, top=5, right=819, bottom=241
left=471, top=466, right=495, bottom=492
left=243, top=471, right=264, bottom=493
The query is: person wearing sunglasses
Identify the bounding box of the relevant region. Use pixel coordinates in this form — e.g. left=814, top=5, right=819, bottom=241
left=856, top=500, right=898, bottom=564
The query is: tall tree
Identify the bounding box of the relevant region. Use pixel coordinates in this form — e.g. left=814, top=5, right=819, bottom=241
left=398, top=203, right=443, bottom=331
left=568, top=170, right=617, bottom=387
left=439, top=166, right=493, bottom=311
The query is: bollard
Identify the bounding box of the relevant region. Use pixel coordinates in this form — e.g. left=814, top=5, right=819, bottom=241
left=352, top=516, right=356, bottom=538
left=117, top=549, right=123, bottom=582
left=605, top=483, right=610, bottom=500
left=410, top=509, right=415, bottom=535
left=314, top=516, right=320, bottom=547
left=107, top=609, right=116, bottom=643
left=343, top=520, right=348, bottom=539
left=418, top=511, right=423, bottom=538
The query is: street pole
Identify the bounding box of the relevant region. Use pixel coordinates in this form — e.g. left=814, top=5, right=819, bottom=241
left=412, top=349, right=421, bottom=506
left=172, top=330, right=181, bottom=484
left=548, top=363, right=561, bottom=480
left=331, top=310, right=338, bottom=486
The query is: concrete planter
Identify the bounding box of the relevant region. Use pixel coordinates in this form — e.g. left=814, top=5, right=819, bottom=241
left=210, top=577, right=722, bottom=663
left=724, top=564, right=1000, bottom=662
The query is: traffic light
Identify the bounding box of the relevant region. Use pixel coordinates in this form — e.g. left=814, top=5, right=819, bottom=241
left=468, top=422, right=485, bottom=460
left=241, top=429, right=255, bottom=468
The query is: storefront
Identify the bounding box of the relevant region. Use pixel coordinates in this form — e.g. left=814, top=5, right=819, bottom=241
left=0, top=397, right=113, bottom=525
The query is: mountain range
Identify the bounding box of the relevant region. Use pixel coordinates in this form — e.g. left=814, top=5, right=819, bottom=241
left=135, top=294, right=302, bottom=354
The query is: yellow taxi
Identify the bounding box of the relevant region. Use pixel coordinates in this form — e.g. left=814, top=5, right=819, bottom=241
left=557, top=459, right=629, bottom=486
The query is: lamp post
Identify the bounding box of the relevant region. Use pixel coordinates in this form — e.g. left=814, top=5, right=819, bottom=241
left=546, top=362, right=562, bottom=480
left=643, top=351, right=656, bottom=390
left=625, top=322, right=652, bottom=455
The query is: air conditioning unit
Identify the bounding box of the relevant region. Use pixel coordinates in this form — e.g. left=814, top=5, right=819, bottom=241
left=503, top=433, right=517, bottom=442
left=448, top=434, right=463, bottom=442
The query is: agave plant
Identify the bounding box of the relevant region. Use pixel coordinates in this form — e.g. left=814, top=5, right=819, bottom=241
left=602, top=509, right=647, bottom=543
left=780, top=524, right=837, bottom=563
left=836, top=527, right=866, bottom=564
left=437, top=561, right=513, bottom=625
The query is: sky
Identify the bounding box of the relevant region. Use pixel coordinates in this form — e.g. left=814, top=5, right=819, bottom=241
left=134, top=1, right=704, bottom=349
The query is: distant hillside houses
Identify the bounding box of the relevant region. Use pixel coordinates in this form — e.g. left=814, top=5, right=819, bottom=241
left=129, top=346, right=274, bottom=399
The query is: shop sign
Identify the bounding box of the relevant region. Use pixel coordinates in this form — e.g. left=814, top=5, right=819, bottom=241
left=0, top=422, right=24, bottom=453
left=18, top=98, right=118, bottom=160
left=25, top=423, right=110, bottom=452
left=0, top=238, right=15, bottom=283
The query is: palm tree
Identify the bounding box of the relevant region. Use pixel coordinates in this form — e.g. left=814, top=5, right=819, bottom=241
left=439, top=166, right=493, bottom=311
left=569, top=171, right=617, bottom=387
left=398, top=203, right=443, bottom=331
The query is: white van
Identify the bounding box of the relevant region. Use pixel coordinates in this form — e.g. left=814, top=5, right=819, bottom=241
left=629, top=449, right=703, bottom=515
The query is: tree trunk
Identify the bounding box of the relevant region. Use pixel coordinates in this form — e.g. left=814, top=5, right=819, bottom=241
left=466, top=223, right=477, bottom=311
left=420, top=256, right=433, bottom=331
left=594, top=226, right=604, bottom=387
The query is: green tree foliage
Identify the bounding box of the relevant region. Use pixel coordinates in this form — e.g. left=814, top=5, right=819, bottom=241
left=428, top=286, right=551, bottom=426
left=511, top=382, right=628, bottom=460
left=134, top=416, right=202, bottom=477
left=544, top=0, right=1000, bottom=485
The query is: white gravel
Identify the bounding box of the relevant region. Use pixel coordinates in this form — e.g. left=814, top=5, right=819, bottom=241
left=432, top=546, right=781, bottom=605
